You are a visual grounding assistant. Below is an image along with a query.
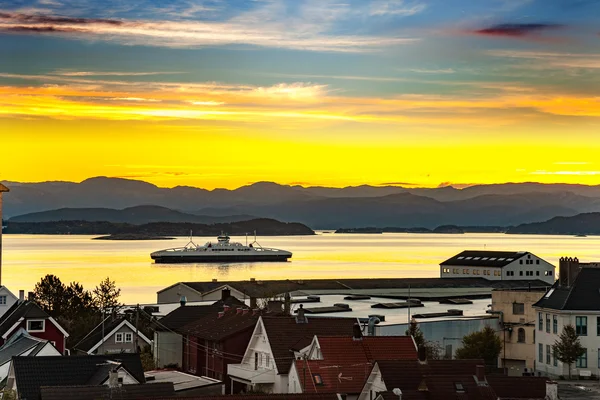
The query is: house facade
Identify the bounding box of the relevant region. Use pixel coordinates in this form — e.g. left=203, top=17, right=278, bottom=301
left=0, top=328, right=61, bottom=382
left=74, top=316, right=153, bottom=355
left=533, top=257, right=600, bottom=378
left=0, top=286, right=18, bottom=319
left=440, top=250, right=555, bottom=284
left=0, top=301, right=69, bottom=353
left=491, top=288, right=546, bottom=375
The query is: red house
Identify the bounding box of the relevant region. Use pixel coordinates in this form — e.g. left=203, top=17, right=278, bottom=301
left=0, top=301, right=69, bottom=353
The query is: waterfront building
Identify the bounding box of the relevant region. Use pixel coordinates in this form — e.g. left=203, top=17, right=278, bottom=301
left=440, top=250, right=555, bottom=284
left=0, top=183, right=8, bottom=285
left=533, top=257, right=600, bottom=378
left=491, top=287, right=547, bottom=375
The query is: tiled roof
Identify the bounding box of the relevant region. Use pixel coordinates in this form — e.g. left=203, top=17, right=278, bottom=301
left=155, top=394, right=339, bottom=400
left=296, top=358, right=369, bottom=394
left=0, top=301, right=50, bottom=337
left=40, top=382, right=175, bottom=400
left=180, top=306, right=259, bottom=341
left=261, top=317, right=358, bottom=373
left=12, top=354, right=146, bottom=400
left=0, top=330, right=47, bottom=365
left=534, top=268, right=600, bottom=311
left=361, top=336, right=418, bottom=361
left=0, top=183, right=9, bottom=193
left=158, top=297, right=245, bottom=332
left=376, top=359, right=484, bottom=391
left=421, top=374, right=497, bottom=400
left=440, top=251, right=531, bottom=267
left=486, top=376, right=548, bottom=399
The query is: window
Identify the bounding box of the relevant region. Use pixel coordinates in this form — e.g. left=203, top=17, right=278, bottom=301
left=539, top=343, right=543, bottom=363
left=576, top=348, right=588, bottom=368
left=463, top=269, right=469, bottom=274
left=546, top=314, right=550, bottom=333
left=124, top=333, right=133, bottom=343
left=537, top=260, right=540, bottom=265
left=554, top=350, right=557, bottom=367
left=518, top=328, right=526, bottom=343
left=513, top=303, right=525, bottom=315
left=454, top=382, right=465, bottom=393
left=0, top=296, right=6, bottom=305
left=27, top=320, right=45, bottom=332
left=553, top=315, right=558, bottom=334
left=520, top=260, right=523, bottom=264
left=576, top=316, right=588, bottom=336
left=546, top=345, right=551, bottom=364
left=443, top=268, right=450, bottom=273
left=266, top=354, right=270, bottom=368
left=520, top=271, right=523, bottom=276
left=545, top=271, right=553, bottom=276
left=313, top=374, right=324, bottom=386
left=115, top=333, right=124, bottom=343
left=597, top=317, right=600, bottom=336
left=539, top=313, right=543, bottom=331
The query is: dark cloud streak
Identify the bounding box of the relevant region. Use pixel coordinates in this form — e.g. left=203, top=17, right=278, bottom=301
left=0, top=25, right=81, bottom=33
left=473, top=23, right=564, bottom=38
left=0, top=12, right=122, bottom=25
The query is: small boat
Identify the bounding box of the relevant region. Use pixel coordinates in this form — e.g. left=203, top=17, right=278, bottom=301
left=150, top=232, right=292, bottom=263
left=575, top=234, right=588, bottom=237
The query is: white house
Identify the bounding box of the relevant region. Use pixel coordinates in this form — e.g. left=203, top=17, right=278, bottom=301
left=440, top=250, right=555, bottom=284
left=533, top=257, right=600, bottom=378
left=0, top=286, right=18, bottom=319
left=0, top=328, right=61, bottom=382
left=226, top=315, right=357, bottom=394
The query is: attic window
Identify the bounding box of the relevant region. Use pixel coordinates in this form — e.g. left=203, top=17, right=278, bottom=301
left=454, top=382, right=465, bottom=392
left=27, top=320, right=45, bottom=333
left=313, top=374, right=324, bottom=386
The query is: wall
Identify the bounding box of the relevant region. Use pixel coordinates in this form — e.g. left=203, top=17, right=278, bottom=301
left=440, top=265, right=502, bottom=280
left=492, top=289, right=544, bottom=374
left=358, top=364, right=385, bottom=400
left=2, top=319, right=66, bottom=354
left=0, top=287, right=18, bottom=319
left=154, top=331, right=183, bottom=368
left=96, top=324, right=139, bottom=354
left=375, top=317, right=500, bottom=358
left=158, top=284, right=203, bottom=304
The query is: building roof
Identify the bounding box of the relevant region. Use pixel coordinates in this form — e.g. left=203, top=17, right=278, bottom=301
left=11, top=354, right=145, bottom=400
left=74, top=316, right=152, bottom=353
left=375, top=359, right=485, bottom=391
left=155, top=394, right=339, bottom=400
left=0, top=183, right=8, bottom=193
left=315, top=335, right=418, bottom=364
left=0, top=329, right=49, bottom=365
left=534, top=268, right=600, bottom=311
left=261, top=316, right=358, bottom=373
left=420, top=374, right=497, bottom=400
left=157, top=297, right=245, bottom=332
left=40, top=382, right=175, bottom=400
left=145, top=370, right=222, bottom=392
left=486, top=376, right=548, bottom=399
left=440, top=251, right=532, bottom=267
left=0, top=301, right=52, bottom=338
left=180, top=306, right=259, bottom=341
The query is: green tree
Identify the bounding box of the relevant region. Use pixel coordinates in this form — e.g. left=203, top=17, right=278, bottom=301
left=406, top=318, right=425, bottom=347
left=455, top=326, right=502, bottom=367
left=94, top=277, right=121, bottom=310
left=33, top=275, right=67, bottom=317
left=553, top=324, right=585, bottom=379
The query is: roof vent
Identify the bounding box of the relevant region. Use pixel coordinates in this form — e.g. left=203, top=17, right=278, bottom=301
left=212, top=278, right=218, bottom=283
left=179, top=295, right=187, bottom=307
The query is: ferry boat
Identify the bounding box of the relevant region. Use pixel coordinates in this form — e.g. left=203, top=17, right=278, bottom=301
left=150, top=233, right=292, bottom=263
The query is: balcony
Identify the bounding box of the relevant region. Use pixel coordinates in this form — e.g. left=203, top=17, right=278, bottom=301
left=228, top=363, right=276, bottom=384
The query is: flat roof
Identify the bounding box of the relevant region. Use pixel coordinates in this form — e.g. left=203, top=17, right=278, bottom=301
left=145, top=370, right=222, bottom=391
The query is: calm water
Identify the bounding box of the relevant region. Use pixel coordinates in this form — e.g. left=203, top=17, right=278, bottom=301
left=3, top=233, right=600, bottom=304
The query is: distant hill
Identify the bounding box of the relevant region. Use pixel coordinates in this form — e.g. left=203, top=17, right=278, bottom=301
left=506, top=213, right=600, bottom=235
left=9, top=205, right=256, bottom=225
left=5, top=177, right=600, bottom=229
left=4, top=218, right=315, bottom=236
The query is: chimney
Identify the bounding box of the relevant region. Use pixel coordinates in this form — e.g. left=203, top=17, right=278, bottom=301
left=559, top=257, right=581, bottom=287
left=250, top=277, right=256, bottom=282
left=212, top=278, right=218, bottom=283
left=236, top=307, right=243, bottom=315
left=27, top=291, right=35, bottom=301
left=221, top=288, right=231, bottom=300
left=284, top=292, right=291, bottom=316
left=417, top=345, right=427, bottom=363
left=545, top=381, right=558, bottom=400
left=218, top=311, right=225, bottom=318
left=19, top=290, right=24, bottom=302
left=475, top=365, right=485, bottom=383
left=352, top=323, right=363, bottom=341
left=108, top=369, right=119, bottom=388
left=179, top=295, right=187, bottom=307
left=296, top=304, right=307, bottom=323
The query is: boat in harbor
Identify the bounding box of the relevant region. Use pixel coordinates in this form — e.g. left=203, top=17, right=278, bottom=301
left=150, top=233, right=292, bottom=263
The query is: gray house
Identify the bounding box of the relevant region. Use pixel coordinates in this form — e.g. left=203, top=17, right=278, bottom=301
left=74, top=316, right=152, bottom=355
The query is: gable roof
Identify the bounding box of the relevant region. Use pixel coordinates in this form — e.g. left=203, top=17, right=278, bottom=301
left=0, top=301, right=51, bottom=338
left=157, top=297, right=246, bottom=332
left=261, top=316, right=358, bottom=373
left=295, top=357, right=369, bottom=394
left=0, top=329, right=50, bottom=366
left=40, top=382, right=175, bottom=400
left=534, top=267, right=600, bottom=311
left=375, top=359, right=485, bottom=391
left=180, top=306, right=259, bottom=341
left=0, top=183, right=8, bottom=193
left=74, top=317, right=152, bottom=353
left=440, top=251, right=530, bottom=267
left=486, top=376, right=548, bottom=399
left=12, top=354, right=146, bottom=400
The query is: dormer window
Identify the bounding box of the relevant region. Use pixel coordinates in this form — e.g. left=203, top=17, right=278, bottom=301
left=454, top=382, right=465, bottom=393
left=27, top=319, right=45, bottom=332
left=0, top=296, right=6, bottom=305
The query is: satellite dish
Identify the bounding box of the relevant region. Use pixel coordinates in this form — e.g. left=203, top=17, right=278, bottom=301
left=392, top=388, right=403, bottom=396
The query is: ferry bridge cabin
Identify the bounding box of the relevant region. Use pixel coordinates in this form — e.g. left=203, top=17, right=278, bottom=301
left=440, top=251, right=555, bottom=284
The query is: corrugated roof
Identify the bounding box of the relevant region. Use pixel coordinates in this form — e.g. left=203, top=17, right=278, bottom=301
left=180, top=306, right=259, bottom=341
left=534, top=267, right=600, bottom=311
left=440, top=251, right=530, bottom=267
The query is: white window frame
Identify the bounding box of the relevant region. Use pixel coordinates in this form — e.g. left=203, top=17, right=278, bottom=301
left=115, top=332, right=124, bottom=343
left=0, top=296, right=6, bottom=305
left=27, top=319, right=45, bottom=333
left=124, top=332, right=133, bottom=343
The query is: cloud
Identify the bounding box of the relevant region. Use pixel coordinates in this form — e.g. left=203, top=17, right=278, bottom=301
left=487, top=50, right=600, bottom=70
left=530, top=170, right=600, bottom=176
left=51, top=70, right=184, bottom=76
left=0, top=6, right=418, bottom=52
left=190, top=101, right=225, bottom=106
left=437, top=182, right=476, bottom=188
left=472, top=23, right=564, bottom=39
left=409, top=68, right=455, bottom=74
left=369, top=1, right=426, bottom=16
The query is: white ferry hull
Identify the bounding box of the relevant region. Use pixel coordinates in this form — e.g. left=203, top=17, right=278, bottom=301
left=151, top=252, right=291, bottom=263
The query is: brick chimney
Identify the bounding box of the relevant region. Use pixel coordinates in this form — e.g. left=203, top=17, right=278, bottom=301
left=417, top=345, right=427, bottom=363
left=352, top=323, right=363, bottom=341
left=475, top=365, right=485, bottom=383
left=296, top=304, right=307, bottom=323
left=559, top=257, right=581, bottom=287
left=221, top=287, right=231, bottom=300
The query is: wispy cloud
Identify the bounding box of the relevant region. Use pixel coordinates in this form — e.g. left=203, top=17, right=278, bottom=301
left=471, top=23, right=564, bottom=40
left=487, top=50, right=600, bottom=69
left=369, top=0, right=426, bottom=16
left=409, top=68, right=455, bottom=74
left=51, top=70, right=184, bottom=76
left=530, top=170, right=600, bottom=176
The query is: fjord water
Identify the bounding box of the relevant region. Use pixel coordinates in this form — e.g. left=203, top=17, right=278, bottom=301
left=4, top=233, right=600, bottom=304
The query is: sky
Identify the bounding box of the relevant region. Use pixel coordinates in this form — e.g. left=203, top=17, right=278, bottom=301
left=1, top=0, right=600, bottom=189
